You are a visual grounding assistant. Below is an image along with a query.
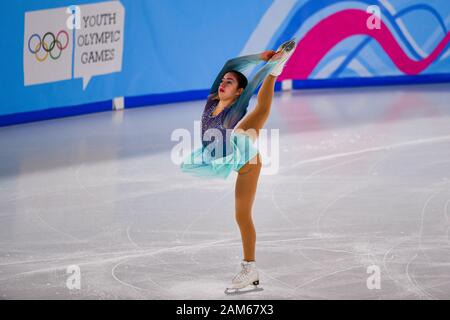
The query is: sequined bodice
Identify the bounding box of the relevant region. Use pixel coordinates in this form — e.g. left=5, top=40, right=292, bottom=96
left=201, top=95, right=235, bottom=158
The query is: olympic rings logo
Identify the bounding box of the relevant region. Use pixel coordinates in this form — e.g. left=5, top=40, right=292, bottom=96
left=28, top=31, right=69, bottom=62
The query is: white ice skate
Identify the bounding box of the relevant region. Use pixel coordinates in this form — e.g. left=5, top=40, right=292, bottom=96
left=269, top=38, right=297, bottom=77
left=224, top=261, right=264, bottom=295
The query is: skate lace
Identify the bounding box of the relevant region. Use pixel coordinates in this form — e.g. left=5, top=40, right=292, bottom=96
left=233, top=263, right=252, bottom=282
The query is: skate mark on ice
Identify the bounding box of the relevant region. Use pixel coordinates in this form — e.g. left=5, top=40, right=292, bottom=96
left=315, top=153, right=388, bottom=239
left=287, top=135, right=450, bottom=171
left=405, top=254, right=436, bottom=300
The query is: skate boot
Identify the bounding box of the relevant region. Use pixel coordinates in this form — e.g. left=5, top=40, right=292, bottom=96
left=269, top=39, right=297, bottom=77
left=224, top=261, right=263, bottom=295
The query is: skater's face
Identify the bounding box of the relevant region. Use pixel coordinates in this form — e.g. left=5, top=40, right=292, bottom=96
left=218, top=72, right=243, bottom=102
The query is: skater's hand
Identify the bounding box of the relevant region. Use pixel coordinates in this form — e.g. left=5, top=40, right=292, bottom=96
left=260, top=50, right=277, bottom=62
left=269, top=51, right=284, bottom=62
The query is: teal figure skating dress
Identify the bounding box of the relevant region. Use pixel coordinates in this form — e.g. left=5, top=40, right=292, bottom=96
left=180, top=53, right=278, bottom=179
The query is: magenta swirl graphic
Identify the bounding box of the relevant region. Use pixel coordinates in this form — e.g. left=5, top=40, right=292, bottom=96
left=278, top=9, right=450, bottom=81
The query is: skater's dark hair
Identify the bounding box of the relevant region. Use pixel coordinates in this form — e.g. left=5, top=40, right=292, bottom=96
left=212, top=70, right=247, bottom=100
left=228, top=70, right=248, bottom=89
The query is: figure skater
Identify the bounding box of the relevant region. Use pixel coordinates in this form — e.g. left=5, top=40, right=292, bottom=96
left=180, top=39, right=297, bottom=294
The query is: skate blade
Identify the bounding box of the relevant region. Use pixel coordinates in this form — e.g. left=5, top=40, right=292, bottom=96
left=281, top=39, right=296, bottom=52
left=224, top=286, right=264, bottom=296
left=277, top=38, right=296, bottom=53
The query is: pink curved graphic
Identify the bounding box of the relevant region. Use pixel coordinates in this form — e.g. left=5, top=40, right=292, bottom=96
left=278, top=9, right=450, bottom=80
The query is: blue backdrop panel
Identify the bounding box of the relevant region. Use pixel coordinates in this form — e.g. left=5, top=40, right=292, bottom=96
left=0, top=0, right=449, bottom=126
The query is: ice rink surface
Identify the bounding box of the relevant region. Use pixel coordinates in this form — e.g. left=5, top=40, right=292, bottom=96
left=1, top=83, right=450, bottom=299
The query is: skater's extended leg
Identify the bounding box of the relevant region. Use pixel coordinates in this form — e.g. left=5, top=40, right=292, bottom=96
left=234, top=75, right=277, bottom=142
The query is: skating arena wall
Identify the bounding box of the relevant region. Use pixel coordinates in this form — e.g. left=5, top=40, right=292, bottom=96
left=1, top=0, right=449, bottom=126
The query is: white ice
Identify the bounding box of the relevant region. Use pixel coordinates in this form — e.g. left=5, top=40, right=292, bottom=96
left=1, top=84, right=450, bottom=299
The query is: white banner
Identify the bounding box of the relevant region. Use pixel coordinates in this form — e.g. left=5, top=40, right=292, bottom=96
left=23, top=1, right=125, bottom=90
